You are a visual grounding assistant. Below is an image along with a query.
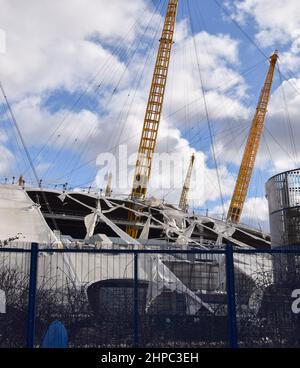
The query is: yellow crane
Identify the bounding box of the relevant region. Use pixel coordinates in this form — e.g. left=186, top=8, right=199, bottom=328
left=127, top=0, right=179, bottom=238
left=227, top=50, right=279, bottom=224
left=105, top=172, right=113, bottom=197
left=179, top=153, right=195, bottom=212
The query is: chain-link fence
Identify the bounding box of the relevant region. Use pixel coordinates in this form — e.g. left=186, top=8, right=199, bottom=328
left=0, top=244, right=300, bottom=348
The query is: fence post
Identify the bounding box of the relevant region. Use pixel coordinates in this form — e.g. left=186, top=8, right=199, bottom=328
left=26, top=243, right=39, bottom=348
left=133, top=252, right=139, bottom=347
left=226, top=244, right=238, bottom=348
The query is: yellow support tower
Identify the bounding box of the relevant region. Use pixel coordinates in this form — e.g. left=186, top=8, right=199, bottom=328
left=127, top=0, right=179, bottom=238
left=105, top=172, right=113, bottom=197
left=179, top=154, right=195, bottom=212
left=227, top=51, right=278, bottom=224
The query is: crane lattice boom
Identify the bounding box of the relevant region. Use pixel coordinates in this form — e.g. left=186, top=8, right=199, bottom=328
left=179, top=154, right=195, bottom=212
left=105, top=172, right=113, bottom=197
left=227, top=51, right=278, bottom=224
left=127, top=0, right=179, bottom=238
left=131, top=0, right=179, bottom=200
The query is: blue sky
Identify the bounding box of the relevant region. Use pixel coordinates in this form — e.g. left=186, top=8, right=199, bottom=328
left=0, top=0, right=300, bottom=230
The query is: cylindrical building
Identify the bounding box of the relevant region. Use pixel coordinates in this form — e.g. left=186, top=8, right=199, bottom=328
left=266, top=168, right=300, bottom=248
left=266, top=168, right=300, bottom=282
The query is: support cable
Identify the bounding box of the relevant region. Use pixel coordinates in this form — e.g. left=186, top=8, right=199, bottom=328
left=278, top=65, right=298, bottom=164
left=0, top=82, right=59, bottom=229
left=187, top=0, right=225, bottom=217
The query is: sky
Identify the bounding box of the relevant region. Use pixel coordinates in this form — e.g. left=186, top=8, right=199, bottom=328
left=0, top=0, right=300, bottom=231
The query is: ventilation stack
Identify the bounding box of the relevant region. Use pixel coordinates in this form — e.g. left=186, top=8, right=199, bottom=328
left=266, top=168, right=300, bottom=283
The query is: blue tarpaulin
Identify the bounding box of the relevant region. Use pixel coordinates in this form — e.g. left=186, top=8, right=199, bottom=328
left=41, top=321, right=68, bottom=348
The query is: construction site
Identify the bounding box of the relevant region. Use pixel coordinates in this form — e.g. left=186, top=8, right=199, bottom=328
left=0, top=0, right=300, bottom=348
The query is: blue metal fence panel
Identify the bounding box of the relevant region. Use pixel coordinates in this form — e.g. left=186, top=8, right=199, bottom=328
left=26, top=243, right=38, bottom=348
left=226, top=245, right=238, bottom=348
left=233, top=248, right=300, bottom=347
left=1, top=245, right=300, bottom=348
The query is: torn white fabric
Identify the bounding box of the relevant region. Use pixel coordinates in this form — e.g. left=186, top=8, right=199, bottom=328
left=117, top=202, right=206, bottom=248
left=233, top=253, right=273, bottom=285
left=163, top=209, right=186, bottom=230
left=84, top=212, right=98, bottom=239
left=81, top=207, right=212, bottom=314
left=143, top=197, right=162, bottom=207
left=0, top=185, right=57, bottom=244
left=195, top=219, right=273, bottom=295
left=96, top=211, right=211, bottom=314
left=176, top=221, right=197, bottom=246
left=233, top=253, right=273, bottom=315
left=144, top=254, right=214, bottom=315
left=107, top=198, right=270, bottom=247
left=62, top=193, right=95, bottom=212
left=64, top=194, right=137, bottom=245
left=248, top=288, right=265, bottom=315
left=237, top=227, right=270, bottom=244
left=139, top=216, right=151, bottom=240
left=58, top=193, right=67, bottom=202
left=212, top=222, right=236, bottom=288
left=98, top=211, right=140, bottom=246
left=214, top=222, right=236, bottom=246
left=62, top=253, right=78, bottom=287
left=196, top=219, right=245, bottom=248
left=59, top=193, right=271, bottom=315
left=78, top=194, right=199, bottom=248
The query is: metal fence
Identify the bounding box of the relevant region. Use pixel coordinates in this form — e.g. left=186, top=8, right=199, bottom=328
left=0, top=244, right=300, bottom=348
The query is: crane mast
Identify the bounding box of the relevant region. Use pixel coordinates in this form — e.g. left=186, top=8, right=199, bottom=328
left=179, top=154, right=195, bottom=212
left=105, top=172, right=113, bottom=197
left=227, top=50, right=278, bottom=224
left=127, top=0, right=179, bottom=238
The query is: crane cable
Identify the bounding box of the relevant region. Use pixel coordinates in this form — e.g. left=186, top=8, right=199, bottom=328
left=213, top=0, right=300, bottom=100
left=42, top=0, right=167, bottom=183
left=49, top=56, right=267, bottom=185
left=192, top=0, right=256, bottom=215
left=278, top=64, right=298, bottom=164
left=66, top=0, right=168, bottom=182
left=0, top=82, right=59, bottom=229
left=187, top=0, right=225, bottom=217
left=30, top=2, right=162, bottom=168
left=0, top=83, right=40, bottom=185
left=55, top=0, right=168, bottom=186
left=0, top=95, right=25, bottom=176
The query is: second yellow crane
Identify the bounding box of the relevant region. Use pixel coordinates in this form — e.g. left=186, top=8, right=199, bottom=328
left=227, top=51, right=279, bottom=224
left=179, top=153, right=195, bottom=212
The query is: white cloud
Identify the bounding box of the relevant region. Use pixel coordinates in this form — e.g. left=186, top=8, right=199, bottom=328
left=230, top=0, right=300, bottom=81
left=211, top=196, right=269, bottom=231
left=0, top=0, right=256, bottom=214
left=0, top=144, right=14, bottom=175
left=148, top=144, right=236, bottom=207
left=262, top=78, right=300, bottom=171
left=211, top=68, right=300, bottom=178
left=9, top=96, right=101, bottom=148
left=0, top=28, right=5, bottom=53
left=242, top=196, right=269, bottom=225
left=232, top=0, right=300, bottom=47
left=0, top=0, right=157, bottom=98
